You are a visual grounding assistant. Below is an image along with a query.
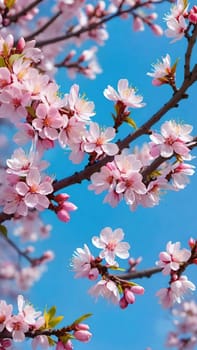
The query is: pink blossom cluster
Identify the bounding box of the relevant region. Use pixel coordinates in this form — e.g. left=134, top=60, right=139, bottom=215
left=0, top=295, right=92, bottom=350
left=156, top=240, right=196, bottom=308
left=164, top=0, right=197, bottom=42
left=166, top=300, right=197, bottom=349
left=89, top=120, right=195, bottom=210
left=71, top=226, right=144, bottom=308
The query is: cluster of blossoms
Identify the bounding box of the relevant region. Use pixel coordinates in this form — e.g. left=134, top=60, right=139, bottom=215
left=0, top=294, right=92, bottom=350
left=166, top=300, right=197, bottom=350
left=156, top=239, right=197, bottom=308
left=164, top=0, right=197, bottom=42
left=0, top=0, right=164, bottom=79
left=71, top=227, right=144, bottom=309
left=89, top=118, right=195, bottom=210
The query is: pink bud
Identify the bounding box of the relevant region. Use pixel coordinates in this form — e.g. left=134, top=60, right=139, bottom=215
left=74, top=330, right=92, bottom=342
left=57, top=209, right=70, bottom=222
left=124, top=289, right=135, bottom=304
left=188, top=6, right=197, bottom=24
left=42, top=250, right=55, bottom=262
left=16, top=37, right=25, bottom=52
left=133, top=17, right=144, bottom=32
left=151, top=24, right=163, bottom=36
left=88, top=267, right=99, bottom=280
left=56, top=340, right=73, bottom=350
left=54, top=193, right=70, bottom=203
left=188, top=237, right=195, bottom=249
left=131, top=285, right=145, bottom=295
left=119, top=296, right=128, bottom=309
left=75, top=323, right=90, bottom=331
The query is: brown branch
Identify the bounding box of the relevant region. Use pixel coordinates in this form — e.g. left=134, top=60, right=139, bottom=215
left=35, top=0, right=164, bottom=47
left=7, top=0, right=44, bottom=23
left=0, top=233, right=33, bottom=264
left=117, top=266, right=163, bottom=280
left=52, top=64, right=197, bottom=193
left=24, top=10, right=62, bottom=42
left=184, top=24, right=197, bottom=79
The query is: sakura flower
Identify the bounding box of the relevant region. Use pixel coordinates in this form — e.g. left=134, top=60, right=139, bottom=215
left=33, top=103, right=63, bottom=140
left=170, top=162, right=195, bottom=190
left=32, top=335, right=49, bottom=350
left=17, top=295, right=43, bottom=326
left=156, top=241, right=191, bottom=275
left=156, top=287, right=175, bottom=308
left=92, top=227, right=130, bottom=265
left=103, top=79, right=145, bottom=108
left=171, top=276, right=196, bottom=304
left=150, top=120, right=193, bottom=158
left=71, top=244, right=98, bottom=279
left=15, top=168, right=53, bottom=210
left=147, top=54, right=177, bottom=86
left=65, top=84, right=95, bottom=121
left=0, top=300, right=13, bottom=332
left=165, top=16, right=187, bottom=42
left=88, top=279, right=120, bottom=304
left=6, top=314, right=29, bottom=342
left=83, top=122, right=119, bottom=159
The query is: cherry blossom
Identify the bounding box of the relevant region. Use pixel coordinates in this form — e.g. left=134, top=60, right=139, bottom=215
left=150, top=120, right=193, bottom=158
left=71, top=244, right=98, bottom=279
left=92, top=227, right=130, bottom=265
left=156, top=241, right=191, bottom=275
left=0, top=301, right=13, bottom=332
left=147, top=54, right=177, bottom=86
left=88, top=279, right=120, bottom=304
left=15, top=168, right=53, bottom=210
left=103, top=79, right=145, bottom=108
left=83, top=122, right=119, bottom=159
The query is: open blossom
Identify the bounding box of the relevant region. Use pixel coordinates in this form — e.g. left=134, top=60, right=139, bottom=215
left=33, top=103, right=63, bottom=140
left=147, top=54, right=176, bottom=86
left=83, top=122, right=119, bottom=159
left=88, top=279, right=120, bottom=304
left=157, top=276, right=196, bottom=308
left=6, top=314, right=29, bottom=342
left=156, top=241, right=191, bottom=275
left=92, top=227, right=130, bottom=265
left=103, top=79, right=145, bottom=108
left=150, top=120, right=193, bottom=158
left=0, top=301, right=13, bottom=332
left=165, top=16, right=187, bottom=42
left=15, top=168, right=53, bottom=210
left=71, top=244, right=98, bottom=279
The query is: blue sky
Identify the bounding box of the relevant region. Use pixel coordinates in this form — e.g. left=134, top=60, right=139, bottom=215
left=8, top=1, right=197, bottom=350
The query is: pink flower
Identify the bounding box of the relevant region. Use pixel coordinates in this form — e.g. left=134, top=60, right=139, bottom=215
left=15, top=168, right=53, bottom=210
left=6, top=314, right=29, bottom=342
left=32, top=335, right=49, bottom=350
left=92, top=227, right=130, bottom=265
left=0, top=301, right=13, bottom=332
left=165, top=16, right=187, bottom=42
left=88, top=279, right=120, bottom=304
left=147, top=54, right=176, bottom=86
left=65, top=84, right=95, bottom=121
left=74, top=330, right=92, bottom=342
left=56, top=340, right=73, bottom=350
left=17, top=295, right=44, bottom=327
left=156, top=241, right=191, bottom=275
left=33, top=103, right=63, bottom=140
left=170, top=162, right=195, bottom=190
left=171, top=276, right=196, bottom=303
left=54, top=193, right=77, bottom=223
left=150, top=120, right=193, bottom=158
left=103, top=79, right=145, bottom=108
left=71, top=244, right=98, bottom=279
left=83, top=122, right=119, bottom=159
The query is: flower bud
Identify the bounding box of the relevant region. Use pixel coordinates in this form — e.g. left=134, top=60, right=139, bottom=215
left=74, top=330, right=92, bottom=342
left=124, top=289, right=135, bottom=304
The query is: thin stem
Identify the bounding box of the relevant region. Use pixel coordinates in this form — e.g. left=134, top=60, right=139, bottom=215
left=36, top=0, right=164, bottom=47
left=8, top=0, right=44, bottom=23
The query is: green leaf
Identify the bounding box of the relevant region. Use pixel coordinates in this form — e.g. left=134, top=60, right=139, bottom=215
left=4, top=0, right=16, bottom=9
left=9, top=54, right=23, bottom=66
left=60, top=334, right=75, bottom=344
left=125, top=116, right=137, bottom=129
left=72, top=313, right=92, bottom=326
left=0, top=225, right=7, bottom=237
left=47, top=336, right=56, bottom=347
left=0, top=56, right=6, bottom=67
left=26, top=106, right=36, bottom=118
left=48, top=316, right=64, bottom=328
left=109, top=266, right=125, bottom=271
